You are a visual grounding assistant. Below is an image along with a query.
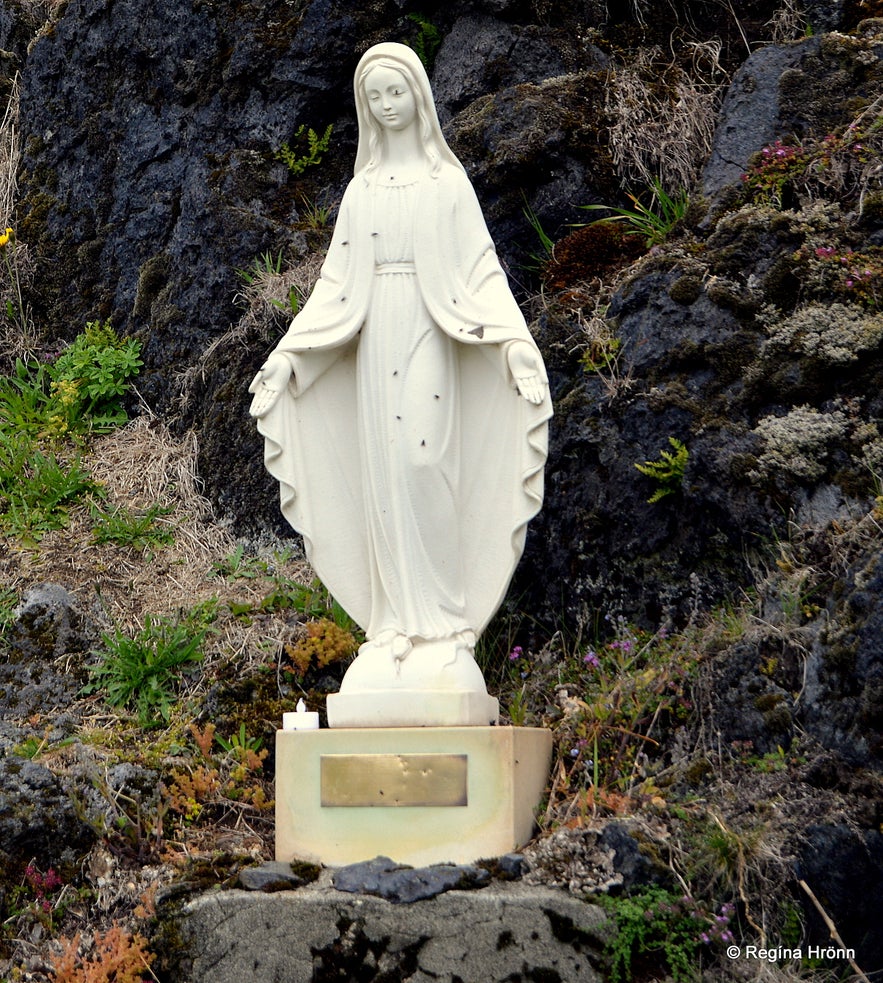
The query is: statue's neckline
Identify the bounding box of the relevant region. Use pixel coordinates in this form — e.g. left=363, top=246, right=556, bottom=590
left=373, top=164, right=425, bottom=187
left=379, top=175, right=421, bottom=187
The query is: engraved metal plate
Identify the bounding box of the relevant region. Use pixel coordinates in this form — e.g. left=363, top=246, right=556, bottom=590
left=320, top=753, right=468, bottom=807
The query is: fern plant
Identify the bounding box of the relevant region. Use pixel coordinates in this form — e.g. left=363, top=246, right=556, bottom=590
left=407, top=13, right=442, bottom=70
left=634, top=437, right=688, bottom=503
left=275, top=124, right=333, bottom=177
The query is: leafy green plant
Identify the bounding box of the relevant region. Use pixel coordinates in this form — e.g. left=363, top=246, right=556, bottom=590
left=407, top=12, right=441, bottom=70
left=297, top=194, right=332, bottom=231
left=0, top=323, right=145, bottom=540
left=12, top=729, right=76, bottom=760
left=50, top=321, right=143, bottom=432
left=84, top=611, right=212, bottom=727
left=597, top=887, right=707, bottom=983
left=209, top=543, right=271, bottom=580
left=580, top=334, right=621, bottom=374
left=260, top=574, right=356, bottom=630
left=634, top=437, right=689, bottom=503
left=0, top=358, right=56, bottom=438
left=507, top=686, right=528, bottom=726
left=216, top=722, right=263, bottom=757
left=275, top=123, right=333, bottom=177
left=90, top=501, right=175, bottom=551
left=237, top=250, right=283, bottom=284
left=581, top=179, right=689, bottom=247
left=0, top=430, right=98, bottom=540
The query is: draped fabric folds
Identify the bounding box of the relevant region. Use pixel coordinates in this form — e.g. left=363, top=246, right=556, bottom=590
left=256, top=163, right=551, bottom=639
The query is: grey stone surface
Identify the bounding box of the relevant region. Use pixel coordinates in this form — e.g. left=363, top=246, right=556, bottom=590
left=157, top=878, right=607, bottom=982
left=1, top=584, right=92, bottom=721
left=0, top=755, right=95, bottom=865
left=238, top=860, right=312, bottom=892
left=702, top=38, right=820, bottom=196
left=431, top=15, right=571, bottom=123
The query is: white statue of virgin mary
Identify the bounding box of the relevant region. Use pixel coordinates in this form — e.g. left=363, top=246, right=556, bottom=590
left=250, top=42, right=552, bottom=727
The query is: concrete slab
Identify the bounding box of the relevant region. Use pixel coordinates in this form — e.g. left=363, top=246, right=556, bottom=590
left=157, top=876, right=607, bottom=983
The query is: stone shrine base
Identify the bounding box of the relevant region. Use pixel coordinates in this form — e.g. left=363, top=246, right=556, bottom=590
left=157, top=877, right=606, bottom=983
left=275, top=726, right=552, bottom=867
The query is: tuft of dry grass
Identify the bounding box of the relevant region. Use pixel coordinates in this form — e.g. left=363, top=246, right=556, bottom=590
left=605, top=46, right=724, bottom=193
left=176, top=249, right=324, bottom=413
left=2, top=414, right=313, bottom=685
left=0, top=72, right=20, bottom=232
left=767, top=0, right=811, bottom=44
left=0, top=72, right=36, bottom=363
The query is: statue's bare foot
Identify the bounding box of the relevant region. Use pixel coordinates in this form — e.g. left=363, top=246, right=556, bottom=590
left=391, top=633, right=413, bottom=668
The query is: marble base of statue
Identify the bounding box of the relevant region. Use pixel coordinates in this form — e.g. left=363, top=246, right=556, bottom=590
left=326, top=636, right=499, bottom=728
left=275, top=724, right=552, bottom=867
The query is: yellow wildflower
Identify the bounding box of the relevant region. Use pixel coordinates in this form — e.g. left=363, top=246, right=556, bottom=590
left=51, top=377, right=82, bottom=407
left=0, top=227, right=13, bottom=248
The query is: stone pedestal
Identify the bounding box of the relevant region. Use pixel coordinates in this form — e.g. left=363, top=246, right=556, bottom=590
left=275, top=726, right=552, bottom=867
left=158, top=878, right=607, bottom=983
left=325, top=638, right=500, bottom=728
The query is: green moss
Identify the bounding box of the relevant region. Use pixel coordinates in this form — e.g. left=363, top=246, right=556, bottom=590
left=684, top=757, right=713, bottom=784
left=704, top=277, right=759, bottom=318
left=288, top=859, right=321, bottom=883
left=754, top=692, right=783, bottom=713
left=667, top=274, right=702, bottom=305
left=861, top=191, right=883, bottom=225
left=762, top=703, right=792, bottom=732
left=134, top=253, right=171, bottom=319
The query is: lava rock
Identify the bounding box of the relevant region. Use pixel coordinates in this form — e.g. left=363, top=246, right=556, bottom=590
left=796, top=824, right=883, bottom=971
left=0, top=756, right=95, bottom=867
left=331, top=855, right=491, bottom=903
left=9, top=583, right=95, bottom=662
left=238, top=861, right=311, bottom=893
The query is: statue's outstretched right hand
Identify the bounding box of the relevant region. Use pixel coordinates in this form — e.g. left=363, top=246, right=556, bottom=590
left=248, top=352, right=292, bottom=418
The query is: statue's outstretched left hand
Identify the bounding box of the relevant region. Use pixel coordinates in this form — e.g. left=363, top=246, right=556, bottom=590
left=507, top=341, right=548, bottom=405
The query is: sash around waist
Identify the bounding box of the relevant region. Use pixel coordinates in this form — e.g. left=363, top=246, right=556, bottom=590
left=375, top=262, right=416, bottom=275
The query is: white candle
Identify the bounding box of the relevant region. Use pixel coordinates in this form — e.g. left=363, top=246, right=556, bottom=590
left=283, top=698, right=320, bottom=731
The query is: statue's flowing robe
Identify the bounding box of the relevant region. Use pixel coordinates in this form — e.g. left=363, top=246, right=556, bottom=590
left=256, top=163, right=551, bottom=637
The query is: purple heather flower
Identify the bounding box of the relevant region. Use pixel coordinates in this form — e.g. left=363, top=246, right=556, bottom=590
left=509, top=646, right=523, bottom=661
left=583, top=649, right=600, bottom=668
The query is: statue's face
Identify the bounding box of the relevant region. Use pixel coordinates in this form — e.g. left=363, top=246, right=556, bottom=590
left=363, top=65, right=417, bottom=133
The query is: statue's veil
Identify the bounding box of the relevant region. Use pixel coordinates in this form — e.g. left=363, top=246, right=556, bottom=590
left=352, top=42, right=465, bottom=178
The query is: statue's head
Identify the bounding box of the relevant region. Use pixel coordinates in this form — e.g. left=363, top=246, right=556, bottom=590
left=353, top=42, right=462, bottom=179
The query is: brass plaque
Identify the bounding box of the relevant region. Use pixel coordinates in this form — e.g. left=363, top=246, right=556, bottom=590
left=320, top=753, right=468, bottom=807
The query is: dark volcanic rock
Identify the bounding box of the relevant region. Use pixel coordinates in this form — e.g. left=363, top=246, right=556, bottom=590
left=331, top=855, right=491, bottom=903
left=803, top=550, right=883, bottom=767
left=0, top=756, right=95, bottom=868
left=17, top=0, right=364, bottom=407
left=797, top=824, right=883, bottom=971
left=1, top=584, right=94, bottom=720
left=238, top=861, right=312, bottom=893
